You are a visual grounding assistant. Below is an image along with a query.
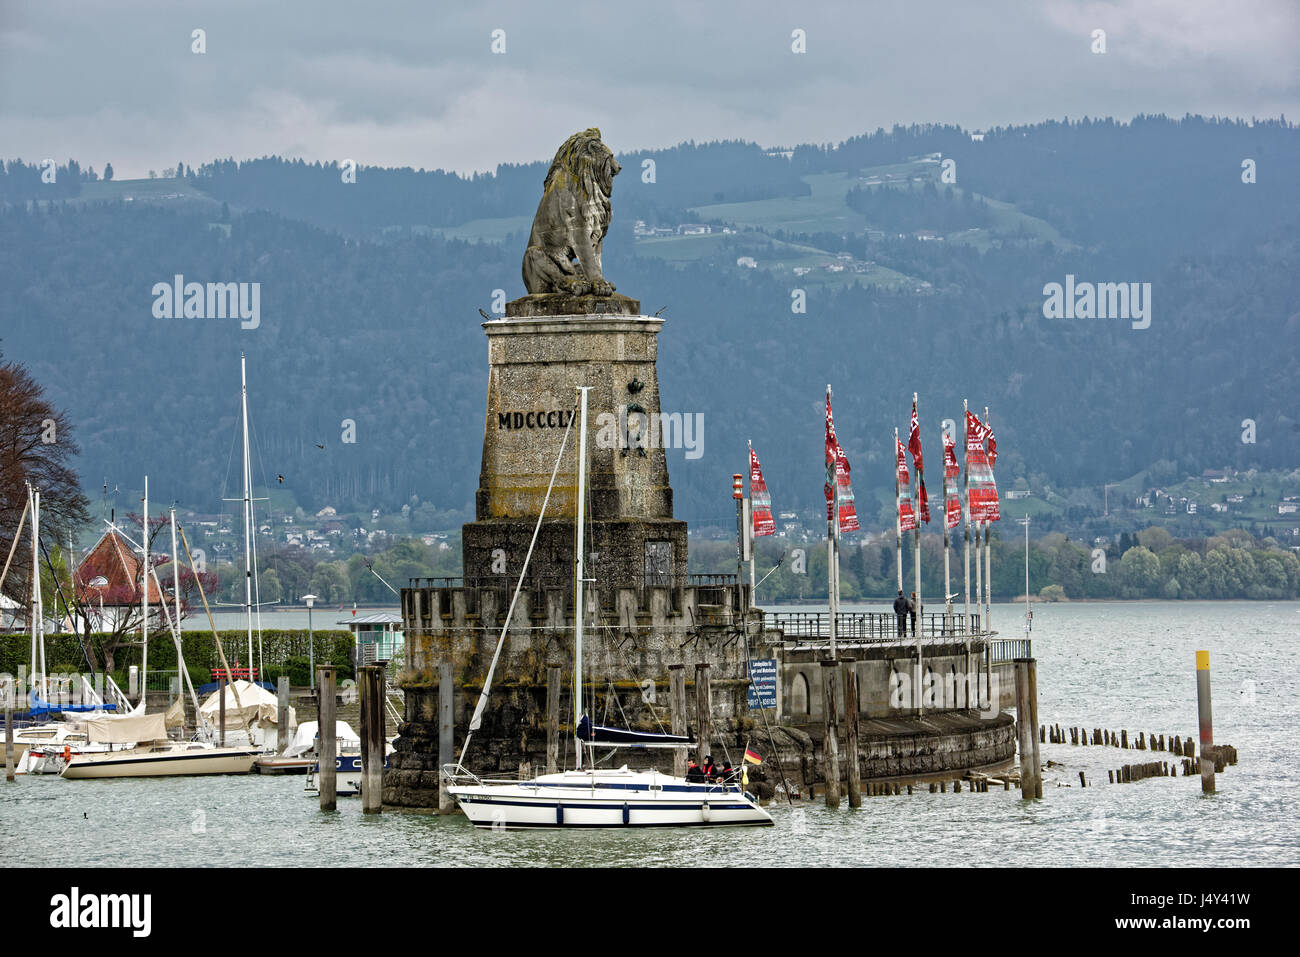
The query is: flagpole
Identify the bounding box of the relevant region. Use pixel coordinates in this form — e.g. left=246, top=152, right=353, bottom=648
left=748, top=442, right=756, bottom=597
left=984, top=406, right=993, bottom=637
left=894, top=427, right=903, bottom=594
left=942, top=423, right=951, bottom=635
left=912, top=393, right=923, bottom=717
left=827, top=385, right=838, bottom=659
left=963, top=399, right=972, bottom=636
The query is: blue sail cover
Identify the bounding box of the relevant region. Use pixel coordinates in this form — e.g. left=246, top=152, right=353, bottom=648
left=576, top=715, right=692, bottom=747
left=27, top=690, right=118, bottom=717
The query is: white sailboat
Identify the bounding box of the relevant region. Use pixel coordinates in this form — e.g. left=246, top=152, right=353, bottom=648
left=443, top=387, right=772, bottom=829
left=60, top=506, right=260, bottom=779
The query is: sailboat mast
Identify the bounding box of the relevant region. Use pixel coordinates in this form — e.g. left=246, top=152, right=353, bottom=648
left=32, top=485, right=48, bottom=699
left=141, top=476, right=148, bottom=704
left=170, top=508, right=181, bottom=634
left=240, top=354, right=254, bottom=674
left=574, top=386, right=589, bottom=772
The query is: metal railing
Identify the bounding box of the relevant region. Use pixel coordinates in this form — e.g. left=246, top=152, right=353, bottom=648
left=768, top=611, right=984, bottom=642
left=409, top=573, right=739, bottom=590
left=989, top=638, right=1031, bottom=663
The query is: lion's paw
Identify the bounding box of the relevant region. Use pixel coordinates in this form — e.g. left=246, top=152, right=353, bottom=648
left=590, top=280, right=616, bottom=297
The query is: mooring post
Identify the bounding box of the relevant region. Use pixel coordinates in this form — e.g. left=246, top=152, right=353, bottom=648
left=669, top=664, right=687, bottom=778
left=318, top=665, right=337, bottom=812
left=438, top=661, right=453, bottom=813
left=4, top=703, right=13, bottom=782
left=1196, top=650, right=1214, bottom=794
left=359, top=665, right=383, bottom=814
left=1027, top=658, right=1042, bottom=798
left=219, top=675, right=227, bottom=747
left=276, top=675, right=290, bottom=754
left=820, top=660, right=841, bottom=808
left=1014, top=658, right=1041, bottom=799
left=694, top=662, right=711, bottom=770
left=546, top=663, right=561, bottom=775
left=842, top=658, right=861, bottom=808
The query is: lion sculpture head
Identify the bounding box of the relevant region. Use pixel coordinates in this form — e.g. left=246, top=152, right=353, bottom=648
left=522, top=128, right=622, bottom=297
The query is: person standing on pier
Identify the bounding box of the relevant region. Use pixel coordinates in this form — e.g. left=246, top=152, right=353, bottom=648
left=893, top=590, right=909, bottom=637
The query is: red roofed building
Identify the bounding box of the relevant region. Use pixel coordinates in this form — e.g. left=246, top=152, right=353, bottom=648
left=74, top=530, right=169, bottom=631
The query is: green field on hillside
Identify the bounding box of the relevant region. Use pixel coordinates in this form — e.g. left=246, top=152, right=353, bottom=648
left=70, top=177, right=222, bottom=208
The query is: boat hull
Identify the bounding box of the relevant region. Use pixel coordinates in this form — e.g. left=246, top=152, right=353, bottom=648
left=448, top=769, right=773, bottom=829
left=61, top=747, right=259, bottom=779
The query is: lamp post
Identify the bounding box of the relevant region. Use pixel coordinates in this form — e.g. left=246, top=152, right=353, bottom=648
left=303, top=594, right=318, bottom=684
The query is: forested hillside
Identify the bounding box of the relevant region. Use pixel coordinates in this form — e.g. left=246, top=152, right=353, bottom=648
left=1, top=115, right=1297, bottom=533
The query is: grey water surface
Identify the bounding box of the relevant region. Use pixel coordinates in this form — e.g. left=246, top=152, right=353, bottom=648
left=5, top=601, right=1296, bottom=867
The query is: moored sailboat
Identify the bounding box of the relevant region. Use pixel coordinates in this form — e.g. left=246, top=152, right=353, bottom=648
left=443, top=387, right=772, bottom=829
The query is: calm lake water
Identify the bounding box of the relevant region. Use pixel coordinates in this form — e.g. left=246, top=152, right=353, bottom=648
left=5, top=601, right=1297, bottom=867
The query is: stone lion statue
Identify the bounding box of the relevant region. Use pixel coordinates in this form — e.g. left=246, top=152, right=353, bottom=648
left=522, top=128, right=621, bottom=296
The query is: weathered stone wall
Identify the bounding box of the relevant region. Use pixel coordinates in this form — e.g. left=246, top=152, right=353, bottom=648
left=757, top=713, right=1017, bottom=792
left=384, top=581, right=770, bottom=808
left=467, top=311, right=685, bottom=584
left=781, top=640, right=997, bottom=720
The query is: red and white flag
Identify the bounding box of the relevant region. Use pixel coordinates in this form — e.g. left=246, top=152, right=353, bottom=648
left=908, top=396, right=929, bottom=524
left=966, top=410, right=1000, bottom=522
left=896, top=437, right=916, bottom=531
left=943, top=430, right=961, bottom=530
left=749, top=444, right=775, bottom=538
left=907, top=398, right=925, bottom=476
left=825, top=394, right=860, bottom=533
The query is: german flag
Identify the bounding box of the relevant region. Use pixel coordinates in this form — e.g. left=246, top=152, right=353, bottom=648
left=743, top=747, right=763, bottom=766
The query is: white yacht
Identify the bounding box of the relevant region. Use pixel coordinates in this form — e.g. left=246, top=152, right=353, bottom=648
left=443, top=387, right=771, bottom=829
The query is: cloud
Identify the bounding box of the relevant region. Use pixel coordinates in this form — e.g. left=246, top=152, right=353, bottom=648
left=1, top=0, right=1295, bottom=178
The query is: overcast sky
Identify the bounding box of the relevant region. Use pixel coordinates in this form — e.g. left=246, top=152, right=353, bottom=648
left=2, top=0, right=1297, bottom=179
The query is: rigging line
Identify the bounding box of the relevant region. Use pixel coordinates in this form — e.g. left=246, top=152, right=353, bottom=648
left=245, top=409, right=276, bottom=679
left=37, top=536, right=94, bottom=678
left=741, top=619, right=795, bottom=807
left=458, top=403, right=578, bottom=767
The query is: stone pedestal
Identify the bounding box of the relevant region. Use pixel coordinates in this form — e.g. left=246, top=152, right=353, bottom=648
left=462, top=294, right=687, bottom=585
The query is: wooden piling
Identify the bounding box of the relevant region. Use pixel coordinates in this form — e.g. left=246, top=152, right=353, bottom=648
left=438, top=661, right=454, bottom=813
left=1196, top=651, right=1214, bottom=794
left=318, top=665, right=337, bottom=812
left=277, top=675, right=291, bottom=755
left=820, top=660, right=841, bottom=808
left=4, top=704, right=13, bottom=782
left=547, top=664, right=562, bottom=776
left=1079, top=771, right=1086, bottom=788
left=1108, top=770, right=1113, bottom=783
left=1120, top=730, right=1127, bottom=749
left=1014, top=659, right=1039, bottom=799
left=842, top=659, right=861, bottom=808
left=929, top=782, right=937, bottom=793
left=695, top=662, right=711, bottom=770
left=359, top=665, right=384, bottom=814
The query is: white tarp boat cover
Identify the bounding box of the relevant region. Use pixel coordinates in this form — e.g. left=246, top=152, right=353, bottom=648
left=84, top=711, right=168, bottom=744
left=284, top=720, right=360, bottom=757
left=198, top=680, right=296, bottom=732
